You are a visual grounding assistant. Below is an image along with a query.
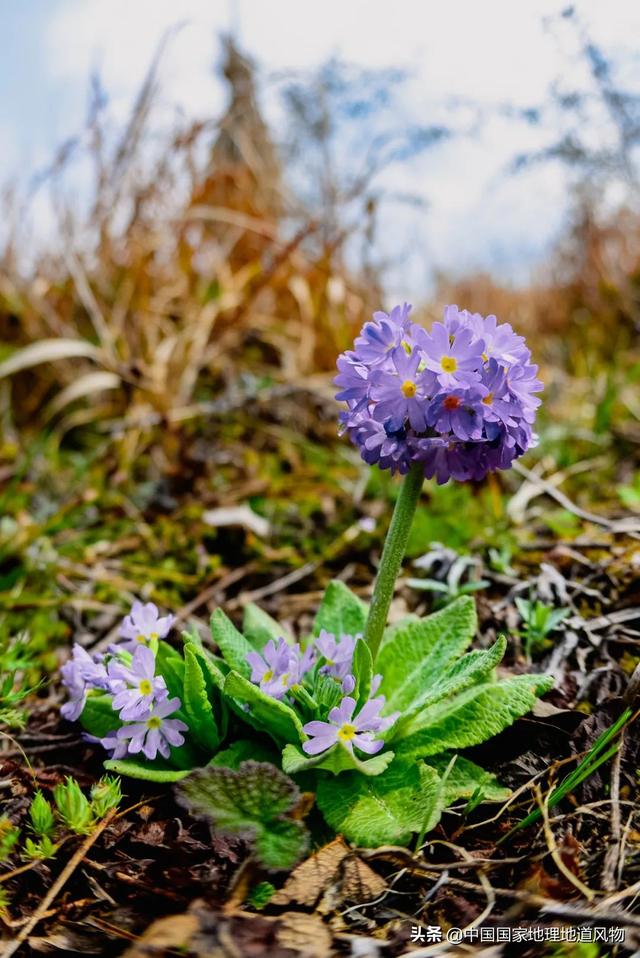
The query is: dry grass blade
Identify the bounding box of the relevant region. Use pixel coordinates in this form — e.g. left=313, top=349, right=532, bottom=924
left=44, top=371, right=122, bottom=420
left=0, top=339, right=102, bottom=379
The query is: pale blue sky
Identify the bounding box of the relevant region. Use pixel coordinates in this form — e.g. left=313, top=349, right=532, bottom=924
left=3, top=0, right=640, bottom=296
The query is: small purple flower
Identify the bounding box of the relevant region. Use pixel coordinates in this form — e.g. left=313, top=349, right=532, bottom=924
left=119, top=600, right=175, bottom=653
left=341, top=674, right=356, bottom=694
left=108, top=646, right=168, bottom=721
left=302, top=694, right=398, bottom=757
left=370, top=346, right=434, bottom=432
left=334, top=354, right=370, bottom=412
left=246, top=637, right=300, bottom=700
left=83, top=730, right=128, bottom=760
left=352, top=303, right=412, bottom=365
left=61, top=644, right=109, bottom=721
left=469, top=312, right=529, bottom=365
left=427, top=387, right=484, bottom=441
left=415, top=321, right=484, bottom=388
left=116, top=696, right=188, bottom=761
left=315, top=630, right=356, bottom=680
left=343, top=413, right=414, bottom=475
left=478, top=359, right=518, bottom=426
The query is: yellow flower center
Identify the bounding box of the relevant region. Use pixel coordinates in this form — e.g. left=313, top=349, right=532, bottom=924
left=338, top=723, right=357, bottom=743
left=482, top=392, right=494, bottom=406
left=262, top=669, right=274, bottom=683
left=281, top=673, right=290, bottom=687
left=147, top=716, right=162, bottom=729
left=482, top=352, right=489, bottom=362
left=401, top=380, right=417, bottom=398
left=135, top=634, right=148, bottom=644
left=139, top=679, right=153, bottom=695
left=440, top=356, right=457, bottom=373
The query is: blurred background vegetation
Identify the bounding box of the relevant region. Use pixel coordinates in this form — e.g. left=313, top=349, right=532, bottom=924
left=2, top=7, right=640, bottom=677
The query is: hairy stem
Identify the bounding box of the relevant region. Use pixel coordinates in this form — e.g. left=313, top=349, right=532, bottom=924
left=364, top=462, right=424, bottom=661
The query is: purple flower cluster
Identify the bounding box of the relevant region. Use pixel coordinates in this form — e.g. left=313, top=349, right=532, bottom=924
left=246, top=629, right=356, bottom=700
left=61, top=601, right=187, bottom=761
left=246, top=632, right=399, bottom=758
left=335, top=303, right=542, bottom=483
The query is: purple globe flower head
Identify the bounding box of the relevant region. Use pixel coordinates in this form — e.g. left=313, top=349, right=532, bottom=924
left=335, top=302, right=542, bottom=484
left=315, top=630, right=356, bottom=680
left=246, top=637, right=300, bottom=700
left=370, top=346, right=435, bottom=432
left=119, top=600, right=175, bottom=653
left=301, top=693, right=399, bottom=757
left=60, top=644, right=110, bottom=722
left=108, top=645, right=168, bottom=721
left=116, top=696, right=188, bottom=761
left=414, top=322, right=484, bottom=389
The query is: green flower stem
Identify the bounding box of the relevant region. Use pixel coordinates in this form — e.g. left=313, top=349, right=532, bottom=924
left=364, top=462, right=424, bottom=661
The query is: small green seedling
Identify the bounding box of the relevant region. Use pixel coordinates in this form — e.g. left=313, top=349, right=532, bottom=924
left=515, top=597, right=570, bottom=659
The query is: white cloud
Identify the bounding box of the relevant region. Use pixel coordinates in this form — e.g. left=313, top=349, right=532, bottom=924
left=34, top=0, right=640, bottom=295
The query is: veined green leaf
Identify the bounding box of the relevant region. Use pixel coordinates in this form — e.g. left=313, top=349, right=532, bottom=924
left=210, top=739, right=280, bottom=770
left=175, top=761, right=309, bottom=870
left=397, top=673, right=554, bottom=761
left=376, top=596, right=477, bottom=712
left=316, top=760, right=443, bottom=847
left=210, top=608, right=252, bottom=677
left=156, top=640, right=186, bottom=702
left=282, top=742, right=394, bottom=777
left=183, top=646, right=221, bottom=753
left=243, top=604, right=290, bottom=649
left=313, top=580, right=368, bottom=638
left=224, top=671, right=305, bottom=744
left=390, top=636, right=507, bottom=737
left=79, top=693, right=119, bottom=740
left=427, top=754, right=510, bottom=805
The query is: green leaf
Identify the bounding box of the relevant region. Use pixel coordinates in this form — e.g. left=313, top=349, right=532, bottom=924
left=243, top=604, right=290, bottom=650
left=210, top=608, right=252, bottom=677
left=183, top=646, right=222, bottom=753
left=210, top=739, right=280, bottom=770
left=156, top=640, right=186, bottom=702
left=352, top=637, right=373, bottom=706
left=104, top=759, right=191, bottom=783
left=397, top=673, right=554, bottom=761
left=182, top=635, right=227, bottom=691
left=376, top=596, right=477, bottom=712
left=313, top=580, right=368, bottom=638
left=224, top=671, right=304, bottom=745
left=79, top=693, right=119, bottom=740
left=316, top=761, right=443, bottom=847
left=427, top=754, right=510, bottom=805
left=282, top=742, right=394, bottom=777
left=175, top=761, right=309, bottom=870
left=390, top=637, right=507, bottom=737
